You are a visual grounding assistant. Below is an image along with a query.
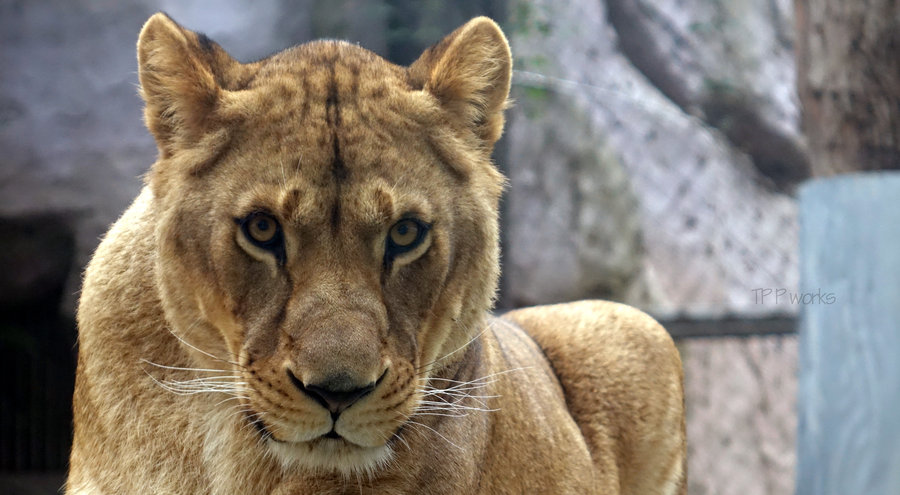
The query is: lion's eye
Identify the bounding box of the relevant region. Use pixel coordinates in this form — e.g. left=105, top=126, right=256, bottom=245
left=239, top=212, right=285, bottom=263
left=389, top=220, right=420, bottom=247
left=247, top=214, right=277, bottom=244
left=385, top=218, right=429, bottom=261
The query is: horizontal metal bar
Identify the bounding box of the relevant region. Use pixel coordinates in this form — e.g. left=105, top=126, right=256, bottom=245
left=656, top=315, right=797, bottom=339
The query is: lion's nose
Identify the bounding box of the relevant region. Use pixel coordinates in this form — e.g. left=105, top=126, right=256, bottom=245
left=288, top=370, right=376, bottom=414
left=302, top=382, right=375, bottom=414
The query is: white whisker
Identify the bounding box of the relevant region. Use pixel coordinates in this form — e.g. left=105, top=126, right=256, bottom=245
left=424, top=366, right=532, bottom=386
left=416, top=326, right=489, bottom=376
left=164, top=322, right=244, bottom=368
left=421, top=387, right=497, bottom=400
left=165, top=378, right=245, bottom=386
left=419, top=394, right=498, bottom=407
left=409, top=366, right=529, bottom=421
left=390, top=430, right=412, bottom=452
left=416, top=402, right=498, bottom=412
left=139, top=359, right=239, bottom=374
left=240, top=410, right=269, bottom=436
left=216, top=396, right=250, bottom=408
left=412, top=411, right=469, bottom=418
left=421, top=388, right=499, bottom=398
left=400, top=418, right=463, bottom=451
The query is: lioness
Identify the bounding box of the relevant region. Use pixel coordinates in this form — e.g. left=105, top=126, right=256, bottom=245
left=68, top=13, right=686, bottom=494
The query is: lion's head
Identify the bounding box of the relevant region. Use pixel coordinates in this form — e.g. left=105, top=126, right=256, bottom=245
left=137, top=14, right=510, bottom=474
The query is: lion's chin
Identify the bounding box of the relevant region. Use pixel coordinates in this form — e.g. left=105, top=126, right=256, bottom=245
left=267, top=437, right=394, bottom=476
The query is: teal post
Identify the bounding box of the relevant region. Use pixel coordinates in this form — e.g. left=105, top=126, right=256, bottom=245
left=797, top=173, right=900, bottom=494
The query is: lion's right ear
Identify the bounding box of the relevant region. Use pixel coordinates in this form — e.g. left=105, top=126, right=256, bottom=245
left=137, top=13, right=236, bottom=157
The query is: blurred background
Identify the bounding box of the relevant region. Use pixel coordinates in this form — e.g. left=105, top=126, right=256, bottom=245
left=1, top=0, right=896, bottom=494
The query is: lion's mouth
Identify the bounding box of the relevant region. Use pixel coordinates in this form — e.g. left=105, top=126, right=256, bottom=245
left=246, top=410, right=281, bottom=442
left=245, top=409, right=355, bottom=444
left=243, top=406, right=397, bottom=474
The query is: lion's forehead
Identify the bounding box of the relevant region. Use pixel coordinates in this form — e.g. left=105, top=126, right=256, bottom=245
left=216, top=43, right=455, bottom=231
left=223, top=43, right=447, bottom=191
left=244, top=40, right=428, bottom=128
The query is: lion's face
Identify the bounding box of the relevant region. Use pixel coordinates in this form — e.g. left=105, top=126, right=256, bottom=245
left=138, top=15, right=510, bottom=473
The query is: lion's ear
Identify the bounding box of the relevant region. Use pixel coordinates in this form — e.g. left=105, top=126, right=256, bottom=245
left=137, top=13, right=236, bottom=157
left=410, top=17, right=512, bottom=147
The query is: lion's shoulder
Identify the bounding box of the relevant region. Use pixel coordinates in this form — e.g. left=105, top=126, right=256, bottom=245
left=502, top=301, right=686, bottom=493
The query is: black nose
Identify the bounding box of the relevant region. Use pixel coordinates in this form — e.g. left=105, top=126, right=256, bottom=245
left=287, top=371, right=376, bottom=414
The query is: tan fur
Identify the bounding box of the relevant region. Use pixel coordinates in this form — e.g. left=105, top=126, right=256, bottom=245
left=67, top=13, right=685, bottom=494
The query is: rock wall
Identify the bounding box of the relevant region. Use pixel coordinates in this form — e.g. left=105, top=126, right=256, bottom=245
left=503, top=0, right=801, bottom=317
left=682, top=335, right=797, bottom=495
left=503, top=88, right=649, bottom=307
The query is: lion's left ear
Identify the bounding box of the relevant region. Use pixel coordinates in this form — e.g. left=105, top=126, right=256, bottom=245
left=410, top=17, right=512, bottom=147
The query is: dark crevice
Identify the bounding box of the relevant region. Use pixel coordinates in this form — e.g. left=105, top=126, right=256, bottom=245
left=606, top=0, right=696, bottom=110
left=0, top=214, right=77, bottom=471
left=701, top=93, right=811, bottom=191
left=605, top=0, right=810, bottom=192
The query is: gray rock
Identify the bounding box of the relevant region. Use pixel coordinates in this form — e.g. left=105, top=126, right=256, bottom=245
left=506, top=0, right=798, bottom=317
left=502, top=86, right=649, bottom=307
left=682, top=335, right=797, bottom=495
left=605, top=0, right=809, bottom=190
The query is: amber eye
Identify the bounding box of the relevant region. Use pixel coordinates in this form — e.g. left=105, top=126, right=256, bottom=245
left=385, top=218, right=429, bottom=263
left=238, top=212, right=285, bottom=264
left=389, top=219, right=420, bottom=247
left=247, top=213, right=277, bottom=244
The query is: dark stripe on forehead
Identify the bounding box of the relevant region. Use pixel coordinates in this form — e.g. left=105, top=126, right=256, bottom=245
left=326, top=60, right=347, bottom=231
left=327, top=67, right=347, bottom=182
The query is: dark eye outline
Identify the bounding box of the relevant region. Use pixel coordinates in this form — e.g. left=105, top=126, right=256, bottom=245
left=235, top=211, right=286, bottom=265
left=384, top=218, right=430, bottom=266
